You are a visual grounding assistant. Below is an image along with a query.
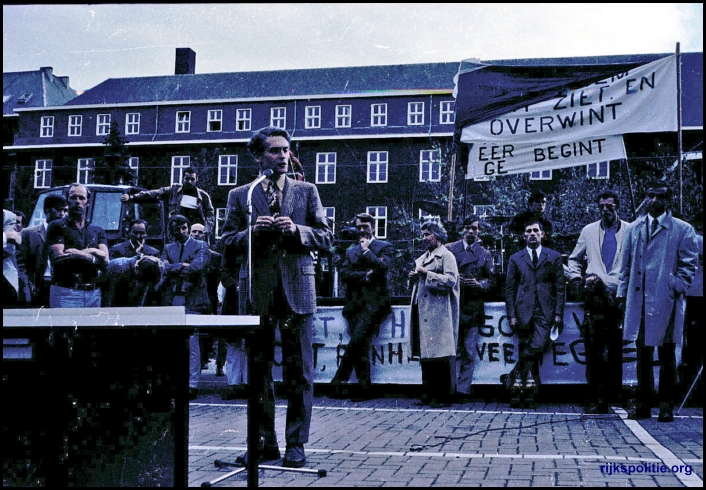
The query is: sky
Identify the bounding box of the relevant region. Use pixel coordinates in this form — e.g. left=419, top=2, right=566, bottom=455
left=3, top=3, right=703, bottom=93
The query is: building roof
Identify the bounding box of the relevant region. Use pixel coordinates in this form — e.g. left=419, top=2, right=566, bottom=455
left=3, top=67, right=77, bottom=116
left=63, top=63, right=460, bottom=106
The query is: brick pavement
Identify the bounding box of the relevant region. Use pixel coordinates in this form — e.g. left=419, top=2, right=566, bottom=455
left=188, top=371, right=703, bottom=488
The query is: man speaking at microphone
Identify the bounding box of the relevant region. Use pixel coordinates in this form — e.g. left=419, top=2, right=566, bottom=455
left=220, top=126, right=332, bottom=468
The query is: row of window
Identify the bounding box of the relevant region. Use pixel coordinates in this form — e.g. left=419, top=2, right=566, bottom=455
left=33, top=149, right=442, bottom=190
left=37, top=101, right=456, bottom=138
left=33, top=154, right=610, bottom=190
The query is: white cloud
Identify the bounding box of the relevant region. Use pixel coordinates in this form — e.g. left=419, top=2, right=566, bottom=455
left=3, top=3, right=702, bottom=91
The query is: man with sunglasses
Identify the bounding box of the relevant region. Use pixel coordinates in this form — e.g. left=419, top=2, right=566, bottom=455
left=617, top=181, right=698, bottom=422
left=446, top=215, right=494, bottom=399
left=567, top=191, right=629, bottom=414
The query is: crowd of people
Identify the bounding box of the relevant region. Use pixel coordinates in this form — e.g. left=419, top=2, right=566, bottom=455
left=2, top=126, right=702, bottom=470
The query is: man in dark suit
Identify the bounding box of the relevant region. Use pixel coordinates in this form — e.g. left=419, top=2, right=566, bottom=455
left=330, top=212, right=393, bottom=400
left=505, top=220, right=566, bottom=394
left=161, top=214, right=211, bottom=400
left=446, top=215, right=494, bottom=398
left=19, top=195, right=67, bottom=307
left=220, top=126, right=332, bottom=468
left=109, top=219, right=160, bottom=259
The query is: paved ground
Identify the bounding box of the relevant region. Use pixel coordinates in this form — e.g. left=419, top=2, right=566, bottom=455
left=189, top=366, right=703, bottom=487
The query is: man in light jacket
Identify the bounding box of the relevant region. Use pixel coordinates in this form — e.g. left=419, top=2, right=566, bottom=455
left=617, top=181, right=698, bottom=422
left=409, top=221, right=460, bottom=407
left=567, top=190, right=629, bottom=414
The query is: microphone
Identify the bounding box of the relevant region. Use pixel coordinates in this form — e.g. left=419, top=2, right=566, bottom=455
left=246, top=169, right=274, bottom=310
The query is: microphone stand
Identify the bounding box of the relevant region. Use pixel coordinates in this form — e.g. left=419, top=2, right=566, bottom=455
left=246, top=169, right=272, bottom=311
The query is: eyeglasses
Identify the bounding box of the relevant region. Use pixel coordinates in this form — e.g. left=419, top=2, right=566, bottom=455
left=463, top=225, right=479, bottom=230
left=598, top=204, right=616, bottom=210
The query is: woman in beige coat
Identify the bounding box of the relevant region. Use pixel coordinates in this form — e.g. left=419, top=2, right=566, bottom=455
left=409, top=221, right=460, bottom=407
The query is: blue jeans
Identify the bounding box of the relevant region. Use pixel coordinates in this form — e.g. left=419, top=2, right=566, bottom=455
left=49, top=285, right=101, bottom=308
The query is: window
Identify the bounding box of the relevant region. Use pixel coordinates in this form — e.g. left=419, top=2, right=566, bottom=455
left=126, top=113, right=140, bottom=135
left=420, top=149, right=441, bottom=182
left=208, top=110, right=222, bottom=132
left=305, top=106, right=321, bottom=129
left=271, top=107, right=286, bottom=129
left=440, top=101, right=455, bottom=124
left=587, top=161, right=610, bottom=179
left=218, top=155, right=238, bottom=185
left=323, top=207, right=336, bottom=234
left=530, top=169, right=553, bottom=180
left=68, top=115, right=82, bottom=136
left=96, top=114, right=111, bottom=136
left=367, top=151, right=388, bottom=183
left=128, top=157, right=139, bottom=185
left=236, top=109, right=251, bottom=131
left=175, top=111, right=191, bottom=133
left=215, top=208, right=227, bottom=239
left=77, top=158, right=95, bottom=184
left=371, top=104, right=387, bottom=127
left=408, top=102, right=424, bottom=125
left=171, top=156, right=190, bottom=185
left=366, top=206, right=388, bottom=239
left=40, top=116, right=54, bottom=138
left=315, top=152, right=336, bottom=184
left=335, top=105, right=351, bottom=128
left=34, top=160, right=52, bottom=188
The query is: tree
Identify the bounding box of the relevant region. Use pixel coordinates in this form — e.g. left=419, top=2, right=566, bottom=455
left=99, top=119, right=134, bottom=185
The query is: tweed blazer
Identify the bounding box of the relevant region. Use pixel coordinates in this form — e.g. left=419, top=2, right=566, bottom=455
left=220, top=176, right=332, bottom=315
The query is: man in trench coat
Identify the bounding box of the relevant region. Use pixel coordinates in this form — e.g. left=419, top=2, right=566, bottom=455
left=409, top=221, right=460, bottom=407
left=617, top=182, right=698, bottom=422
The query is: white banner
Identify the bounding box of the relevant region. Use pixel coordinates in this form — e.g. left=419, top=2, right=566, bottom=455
left=266, top=303, right=643, bottom=385
left=462, top=55, right=677, bottom=178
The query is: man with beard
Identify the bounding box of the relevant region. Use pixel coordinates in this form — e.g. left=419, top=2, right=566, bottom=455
left=617, top=181, right=698, bottom=422
left=121, top=167, right=215, bottom=242
left=567, top=191, right=629, bottom=414
left=505, top=220, right=565, bottom=401
left=219, top=126, right=332, bottom=468
left=47, top=184, right=109, bottom=308
left=20, top=195, right=68, bottom=306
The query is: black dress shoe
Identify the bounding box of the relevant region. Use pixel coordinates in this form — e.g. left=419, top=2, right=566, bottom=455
left=585, top=403, right=610, bottom=415
left=282, top=444, right=306, bottom=468
left=627, top=407, right=651, bottom=420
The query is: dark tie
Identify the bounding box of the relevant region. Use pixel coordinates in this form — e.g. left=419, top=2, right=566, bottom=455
left=265, top=181, right=280, bottom=214
left=532, top=249, right=538, bottom=267
left=650, top=218, right=659, bottom=238
left=179, top=243, right=185, bottom=262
